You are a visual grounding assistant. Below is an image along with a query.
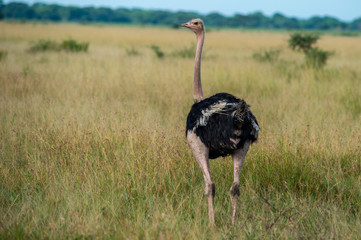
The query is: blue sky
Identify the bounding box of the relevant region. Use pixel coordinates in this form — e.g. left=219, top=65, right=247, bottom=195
left=5, top=0, right=361, bottom=22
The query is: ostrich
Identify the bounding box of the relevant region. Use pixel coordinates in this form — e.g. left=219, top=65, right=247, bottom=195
left=181, top=19, right=259, bottom=224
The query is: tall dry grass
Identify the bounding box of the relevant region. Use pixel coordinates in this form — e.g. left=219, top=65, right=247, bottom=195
left=0, top=22, right=361, bottom=239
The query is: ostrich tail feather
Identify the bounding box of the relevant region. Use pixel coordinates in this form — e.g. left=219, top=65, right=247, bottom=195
left=233, top=101, right=251, bottom=127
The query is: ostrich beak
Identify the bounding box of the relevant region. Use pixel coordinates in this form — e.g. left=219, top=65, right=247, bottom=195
left=180, top=22, right=190, bottom=28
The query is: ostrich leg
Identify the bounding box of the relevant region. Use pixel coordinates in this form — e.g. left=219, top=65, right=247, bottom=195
left=230, top=141, right=250, bottom=224
left=187, top=132, right=215, bottom=224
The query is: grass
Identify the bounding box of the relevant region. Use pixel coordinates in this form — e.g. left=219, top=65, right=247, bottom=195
left=29, top=39, right=60, bottom=52
left=0, top=50, right=8, bottom=61
left=252, top=48, right=280, bottom=62
left=0, top=22, right=361, bottom=239
left=150, top=45, right=165, bottom=58
left=125, top=46, right=141, bottom=56
left=29, top=38, right=89, bottom=52
left=60, top=39, right=89, bottom=52
left=171, top=43, right=196, bottom=58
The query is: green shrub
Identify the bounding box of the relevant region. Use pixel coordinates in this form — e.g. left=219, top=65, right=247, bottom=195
left=339, top=31, right=360, bottom=37
left=306, top=48, right=333, bottom=68
left=60, top=39, right=89, bottom=52
left=288, top=33, right=319, bottom=54
left=288, top=32, right=332, bottom=68
left=29, top=39, right=60, bottom=52
left=125, top=47, right=140, bottom=56
left=0, top=50, right=8, bottom=61
left=171, top=24, right=180, bottom=29
left=29, top=39, right=89, bottom=53
left=252, top=48, right=280, bottom=62
left=171, top=44, right=195, bottom=58
left=150, top=45, right=164, bottom=58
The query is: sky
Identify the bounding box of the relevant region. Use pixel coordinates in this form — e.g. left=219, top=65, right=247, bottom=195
left=5, top=0, right=361, bottom=22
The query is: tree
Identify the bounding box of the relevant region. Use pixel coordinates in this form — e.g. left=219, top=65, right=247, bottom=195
left=0, top=0, right=4, bottom=20
left=350, top=17, right=361, bottom=30
left=113, top=8, right=131, bottom=23
left=288, top=33, right=319, bottom=54
left=204, top=12, right=227, bottom=27
left=34, top=4, right=61, bottom=21
left=4, top=2, right=35, bottom=19
left=288, top=33, right=332, bottom=68
left=272, top=13, right=299, bottom=29
left=1, top=2, right=360, bottom=30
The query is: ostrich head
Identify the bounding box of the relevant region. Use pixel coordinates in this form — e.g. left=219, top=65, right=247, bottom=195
left=181, top=18, right=204, bottom=35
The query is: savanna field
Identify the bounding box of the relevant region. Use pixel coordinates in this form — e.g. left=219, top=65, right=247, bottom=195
left=0, top=22, right=361, bottom=239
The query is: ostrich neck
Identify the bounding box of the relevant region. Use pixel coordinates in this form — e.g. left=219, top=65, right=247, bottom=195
left=193, top=31, right=205, bottom=103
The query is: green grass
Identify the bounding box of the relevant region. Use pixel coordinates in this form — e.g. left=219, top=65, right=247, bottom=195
left=0, top=22, right=361, bottom=239
left=252, top=48, right=280, bottom=63
left=171, top=43, right=196, bottom=58
left=125, top=46, right=141, bottom=56
left=60, top=39, right=89, bottom=52
left=29, top=39, right=60, bottom=52
left=0, top=50, right=8, bottom=61
left=29, top=39, right=89, bottom=53
left=150, top=45, right=165, bottom=58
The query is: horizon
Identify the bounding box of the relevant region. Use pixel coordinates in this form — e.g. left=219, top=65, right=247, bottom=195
left=4, top=0, right=361, bottom=22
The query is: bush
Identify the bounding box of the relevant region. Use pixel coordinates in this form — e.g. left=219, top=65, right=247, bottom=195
left=29, top=39, right=60, bottom=52
left=125, top=47, right=140, bottom=56
left=150, top=45, right=164, bottom=58
left=60, top=39, right=89, bottom=52
left=171, top=44, right=195, bottom=58
left=288, top=32, right=332, bottom=68
left=306, top=48, right=333, bottom=68
left=339, top=31, right=360, bottom=37
left=29, top=39, right=89, bottom=53
left=252, top=48, right=280, bottom=62
left=288, top=33, right=319, bottom=54
left=0, top=50, right=8, bottom=61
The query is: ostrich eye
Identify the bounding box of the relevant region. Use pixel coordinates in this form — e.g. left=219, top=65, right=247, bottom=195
left=194, top=22, right=198, bottom=25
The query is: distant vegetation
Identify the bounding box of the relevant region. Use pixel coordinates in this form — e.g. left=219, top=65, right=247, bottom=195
left=150, top=45, right=164, bottom=58
left=125, top=47, right=140, bottom=56
left=288, top=33, right=333, bottom=68
left=251, top=33, right=333, bottom=68
left=29, top=39, right=89, bottom=53
left=252, top=48, right=281, bottom=63
left=171, top=44, right=196, bottom=58
left=0, top=50, right=7, bottom=61
left=1, top=1, right=361, bottom=31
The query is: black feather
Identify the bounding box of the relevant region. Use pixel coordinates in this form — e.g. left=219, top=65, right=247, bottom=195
left=186, top=93, right=259, bottom=159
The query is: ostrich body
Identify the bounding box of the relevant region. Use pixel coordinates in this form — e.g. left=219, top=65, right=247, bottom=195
left=181, top=19, right=259, bottom=224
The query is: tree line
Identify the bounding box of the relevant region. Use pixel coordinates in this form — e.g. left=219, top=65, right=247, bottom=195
left=1, top=1, right=361, bottom=31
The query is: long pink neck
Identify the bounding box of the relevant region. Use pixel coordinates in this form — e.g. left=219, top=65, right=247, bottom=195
left=193, top=31, right=205, bottom=103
